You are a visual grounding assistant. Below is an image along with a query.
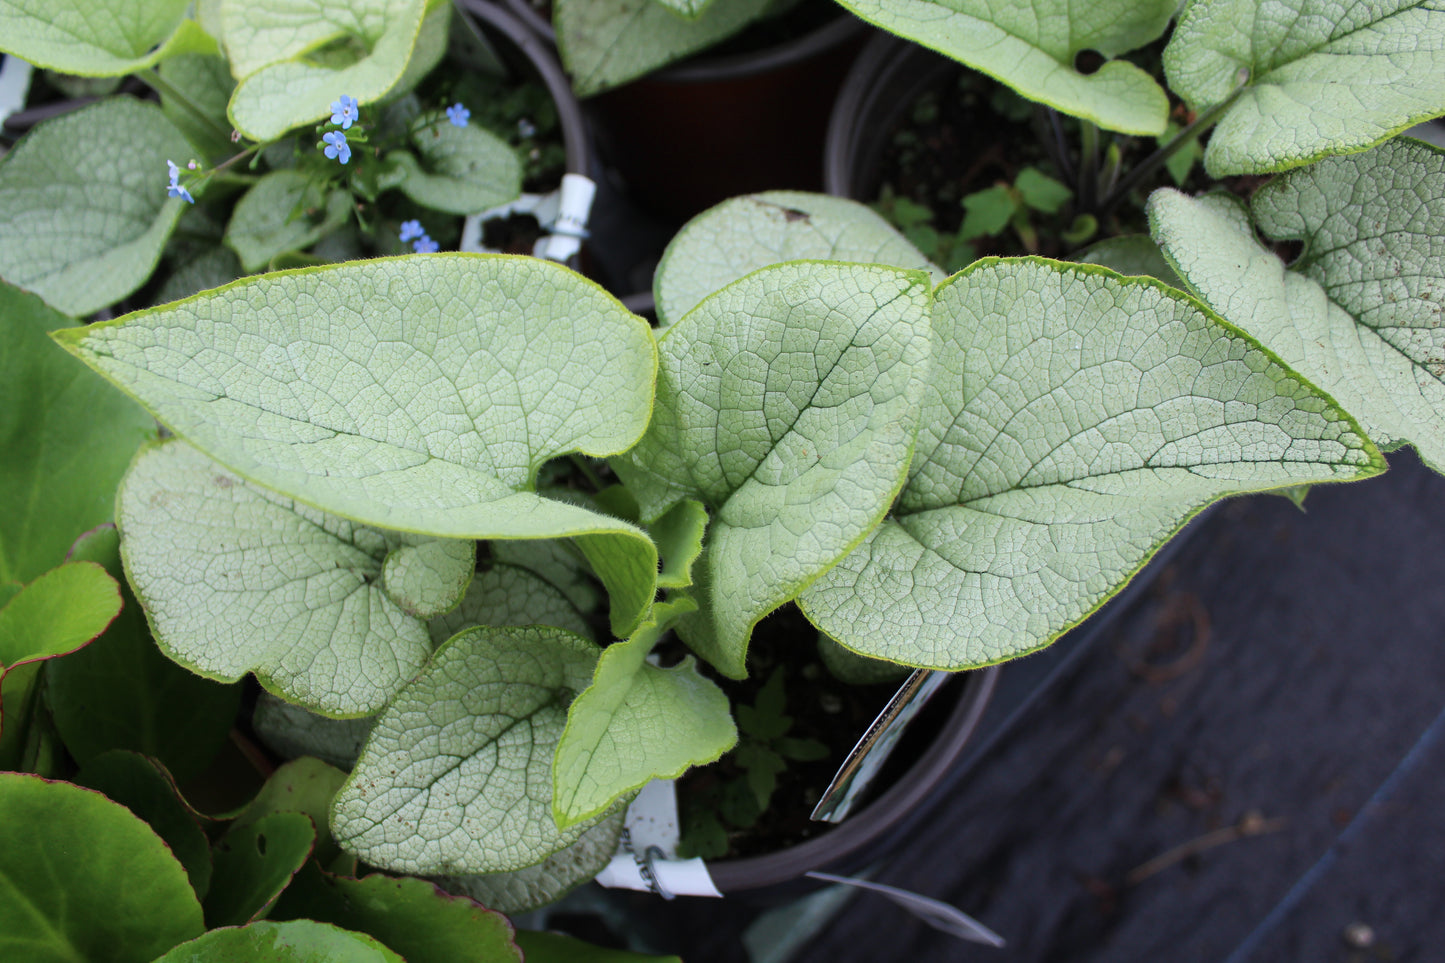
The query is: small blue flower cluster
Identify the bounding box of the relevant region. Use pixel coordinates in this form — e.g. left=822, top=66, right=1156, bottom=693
left=322, top=94, right=358, bottom=165
left=166, top=160, right=194, bottom=204
left=399, top=220, right=439, bottom=254
left=446, top=102, right=470, bottom=128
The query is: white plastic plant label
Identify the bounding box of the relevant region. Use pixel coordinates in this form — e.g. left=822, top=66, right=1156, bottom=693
left=460, top=172, right=596, bottom=262
left=593, top=779, right=722, bottom=898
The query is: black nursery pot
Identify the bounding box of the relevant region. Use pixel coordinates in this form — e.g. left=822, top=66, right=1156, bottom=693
left=706, top=664, right=1000, bottom=897
left=505, top=0, right=867, bottom=222
left=456, top=0, right=590, bottom=179
left=823, top=30, right=955, bottom=201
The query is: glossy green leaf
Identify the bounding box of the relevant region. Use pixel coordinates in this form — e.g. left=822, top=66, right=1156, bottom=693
left=273, top=867, right=522, bottom=963
left=1165, top=0, right=1445, bottom=175
left=0, top=772, right=204, bottom=962
left=554, top=0, right=773, bottom=96
left=331, top=625, right=610, bottom=874
left=437, top=804, right=625, bottom=913
left=428, top=562, right=594, bottom=645
left=74, top=751, right=214, bottom=899
left=554, top=598, right=735, bottom=827
left=48, top=524, right=242, bottom=781
left=830, top=0, right=1175, bottom=134
left=1150, top=138, right=1445, bottom=470
left=799, top=258, right=1384, bottom=668
left=612, top=261, right=932, bottom=677
left=0, top=0, right=214, bottom=75
left=55, top=255, right=659, bottom=637
left=224, top=0, right=427, bottom=141
left=0, top=98, right=197, bottom=316
left=206, top=811, right=316, bottom=927
left=654, top=191, right=941, bottom=328
left=390, top=111, right=523, bottom=215
left=225, top=171, right=354, bottom=273
left=252, top=693, right=375, bottom=770
left=0, top=561, right=120, bottom=670
left=1073, top=233, right=1183, bottom=288
left=0, top=285, right=154, bottom=585
left=654, top=0, right=713, bottom=15
left=514, top=931, right=683, bottom=963
left=153, top=919, right=404, bottom=962
left=232, top=758, right=349, bottom=865
left=117, top=440, right=454, bottom=717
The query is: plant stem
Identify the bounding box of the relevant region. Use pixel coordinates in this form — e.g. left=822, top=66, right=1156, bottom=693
left=1077, top=120, right=1100, bottom=212
left=1097, top=69, right=1251, bottom=217
left=134, top=68, right=232, bottom=147
left=1033, top=105, right=1075, bottom=184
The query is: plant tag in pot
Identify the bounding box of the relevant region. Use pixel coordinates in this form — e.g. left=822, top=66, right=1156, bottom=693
left=811, top=669, right=949, bottom=823
left=594, top=779, right=723, bottom=898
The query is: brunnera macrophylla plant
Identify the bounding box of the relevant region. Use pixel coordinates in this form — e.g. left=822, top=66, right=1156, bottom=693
left=55, top=115, right=1445, bottom=901
left=0, top=0, right=526, bottom=316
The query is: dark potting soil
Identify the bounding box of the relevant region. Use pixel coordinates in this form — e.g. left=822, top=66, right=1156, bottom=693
left=866, top=53, right=1246, bottom=266
left=673, top=604, right=953, bottom=861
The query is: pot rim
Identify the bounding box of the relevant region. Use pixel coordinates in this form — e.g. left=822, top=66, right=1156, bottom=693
left=456, top=0, right=588, bottom=175
left=500, top=0, right=864, bottom=85
left=705, top=663, right=1000, bottom=893
left=823, top=30, right=951, bottom=199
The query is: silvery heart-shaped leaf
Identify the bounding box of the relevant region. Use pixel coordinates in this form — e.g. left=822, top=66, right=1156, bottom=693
left=0, top=0, right=215, bottom=75
left=1073, top=234, right=1183, bottom=288
left=830, top=0, right=1175, bottom=134
left=427, top=562, right=594, bottom=645
left=117, top=440, right=469, bottom=717
left=1164, top=0, right=1445, bottom=175
left=224, top=0, right=426, bottom=140
left=54, top=254, right=659, bottom=638
left=554, top=0, right=773, bottom=96
left=654, top=191, right=941, bottom=328
left=553, top=598, right=735, bottom=828
left=437, top=805, right=625, bottom=913
left=799, top=258, right=1383, bottom=668
left=612, top=260, right=933, bottom=678
left=0, top=98, right=197, bottom=316
left=253, top=693, right=375, bottom=769
left=331, top=624, right=614, bottom=874
left=1149, top=138, right=1445, bottom=470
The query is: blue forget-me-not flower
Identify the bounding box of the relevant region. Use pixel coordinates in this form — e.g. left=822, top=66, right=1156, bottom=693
left=166, top=159, right=194, bottom=204
left=322, top=130, right=352, bottom=165
left=399, top=219, right=426, bottom=243
left=413, top=235, right=440, bottom=254
left=330, top=94, right=359, bottom=129
left=446, top=102, right=470, bottom=127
